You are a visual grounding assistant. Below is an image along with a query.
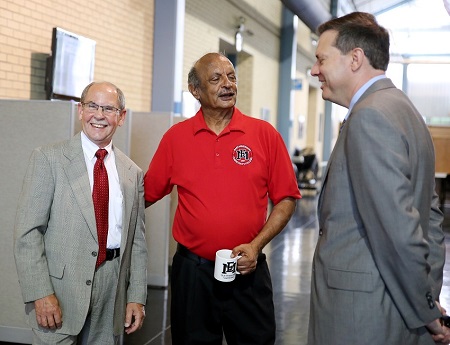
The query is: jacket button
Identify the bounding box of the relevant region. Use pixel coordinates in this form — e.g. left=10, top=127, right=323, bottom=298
left=86, top=280, right=92, bottom=286
left=319, top=229, right=323, bottom=236
left=426, top=292, right=435, bottom=308
left=92, top=251, right=97, bottom=257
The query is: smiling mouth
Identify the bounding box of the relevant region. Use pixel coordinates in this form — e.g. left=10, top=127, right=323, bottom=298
left=91, top=123, right=107, bottom=128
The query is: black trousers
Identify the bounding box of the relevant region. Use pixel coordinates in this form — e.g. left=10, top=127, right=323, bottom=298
left=170, top=249, right=276, bottom=345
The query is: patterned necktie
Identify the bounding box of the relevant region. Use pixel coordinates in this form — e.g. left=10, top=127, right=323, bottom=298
left=339, top=119, right=347, bottom=133
left=93, top=149, right=109, bottom=269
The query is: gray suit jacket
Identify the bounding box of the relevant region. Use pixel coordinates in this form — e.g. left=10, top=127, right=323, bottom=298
left=308, top=79, right=445, bottom=344
left=14, top=132, right=148, bottom=336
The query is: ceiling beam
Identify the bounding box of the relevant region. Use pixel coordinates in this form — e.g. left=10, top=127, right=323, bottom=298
left=372, top=0, right=414, bottom=15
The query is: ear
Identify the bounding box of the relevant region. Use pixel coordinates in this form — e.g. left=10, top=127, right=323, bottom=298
left=350, top=48, right=365, bottom=71
left=188, top=84, right=200, bottom=101
left=78, top=102, right=83, bottom=121
left=118, top=109, right=127, bottom=127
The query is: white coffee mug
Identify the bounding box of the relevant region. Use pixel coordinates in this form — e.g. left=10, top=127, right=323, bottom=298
left=214, top=249, right=241, bottom=282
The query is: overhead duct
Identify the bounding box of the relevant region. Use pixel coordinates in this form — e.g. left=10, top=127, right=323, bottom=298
left=281, top=0, right=332, bottom=32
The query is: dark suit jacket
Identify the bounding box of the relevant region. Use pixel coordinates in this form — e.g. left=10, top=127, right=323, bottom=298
left=308, top=78, right=445, bottom=344
left=14, top=132, right=148, bottom=335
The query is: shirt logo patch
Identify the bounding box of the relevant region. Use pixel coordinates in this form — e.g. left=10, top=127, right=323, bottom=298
left=233, top=145, right=253, bottom=165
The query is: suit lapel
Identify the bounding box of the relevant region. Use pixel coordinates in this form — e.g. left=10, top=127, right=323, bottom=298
left=318, top=107, right=352, bottom=208
left=114, top=148, right=134, bottom=251
left=62, top=133, right=98, bottom=241
left=318, top=134, right=342, bottom=210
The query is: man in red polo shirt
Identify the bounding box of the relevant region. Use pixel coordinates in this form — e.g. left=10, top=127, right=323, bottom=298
left=144, top=52, right=301, bottom=345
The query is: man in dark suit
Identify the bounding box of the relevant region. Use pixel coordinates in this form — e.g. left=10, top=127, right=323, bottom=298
left=14, top=81, right=148, bottom=344
left=308, top=12, right=450, bottom=344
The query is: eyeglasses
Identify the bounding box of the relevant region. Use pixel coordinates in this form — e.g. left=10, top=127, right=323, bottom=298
left=81, top=102, right=121, bottom=116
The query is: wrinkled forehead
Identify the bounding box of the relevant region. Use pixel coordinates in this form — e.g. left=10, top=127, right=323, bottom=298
left=318, top=30, right=338, bottom=48
left=85, top=84, right=119, bottom=105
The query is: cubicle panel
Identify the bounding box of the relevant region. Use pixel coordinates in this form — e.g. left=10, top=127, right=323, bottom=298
left=0, top=100, right=76, bottom=343
left=130, top=112, right=173, bottom=287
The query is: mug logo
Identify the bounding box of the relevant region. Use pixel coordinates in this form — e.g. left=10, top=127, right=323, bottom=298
left=222, top=261, right=237, bottom=274
left=233, top=145, right=253, bottom=165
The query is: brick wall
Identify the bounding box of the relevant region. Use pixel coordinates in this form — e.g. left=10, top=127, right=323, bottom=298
left=0, top=0, right=153, bottom=111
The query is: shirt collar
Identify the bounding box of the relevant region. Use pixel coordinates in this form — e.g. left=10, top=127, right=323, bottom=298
left=347, top=74, right=386, bottom=119
left=192, top=107, right=246, bottom=136
left=80, top=131, right=113, bottom=160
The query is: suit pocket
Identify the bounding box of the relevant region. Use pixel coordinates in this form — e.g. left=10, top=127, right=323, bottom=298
left=48, top=261, right=65, bottom=279
left=327, top=267, right=374, bottom=292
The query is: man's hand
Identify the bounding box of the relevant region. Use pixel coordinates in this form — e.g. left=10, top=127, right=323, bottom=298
left=427, top=318, right=450, bottom=344
left=427, top=301, right=450, bottom=344
left=124, top=303, right=145, bottom=334
left=232, top=243, right=259, bottom=275
left=34, top=294, right=62, bottom=329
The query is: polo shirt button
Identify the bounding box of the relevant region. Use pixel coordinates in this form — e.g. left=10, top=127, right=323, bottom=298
left=92, top=251, right=97, bottom=257
left=216, top=153, right=219, bottom=156
left=86, top=280, right=92, bottom=286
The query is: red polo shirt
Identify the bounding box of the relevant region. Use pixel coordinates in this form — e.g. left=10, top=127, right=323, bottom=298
left=144, top=108, right=301, bottom=260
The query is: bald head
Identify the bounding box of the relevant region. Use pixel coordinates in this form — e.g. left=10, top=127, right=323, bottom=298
left=188, top=53, right=234, bottom=90
left=187, top=52, right=237, bottom=112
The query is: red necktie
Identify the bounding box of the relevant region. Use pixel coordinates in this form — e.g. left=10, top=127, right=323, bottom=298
left=93, top=149, right=109, bottom=269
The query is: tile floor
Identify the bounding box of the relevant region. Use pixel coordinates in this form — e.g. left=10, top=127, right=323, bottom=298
left=2, top=190, right=449, bottom=345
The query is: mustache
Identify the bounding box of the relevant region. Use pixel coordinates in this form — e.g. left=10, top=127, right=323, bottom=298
left=218, top=91, right=235, bottom=96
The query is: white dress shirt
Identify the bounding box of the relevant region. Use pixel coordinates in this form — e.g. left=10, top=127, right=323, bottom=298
left=81, top=132, right=123, bottom=249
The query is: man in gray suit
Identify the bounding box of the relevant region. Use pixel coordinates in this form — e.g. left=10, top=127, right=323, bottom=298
left=14, top=81, right=148, bottom=344
left=308, top=12, right=450, bottom=344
